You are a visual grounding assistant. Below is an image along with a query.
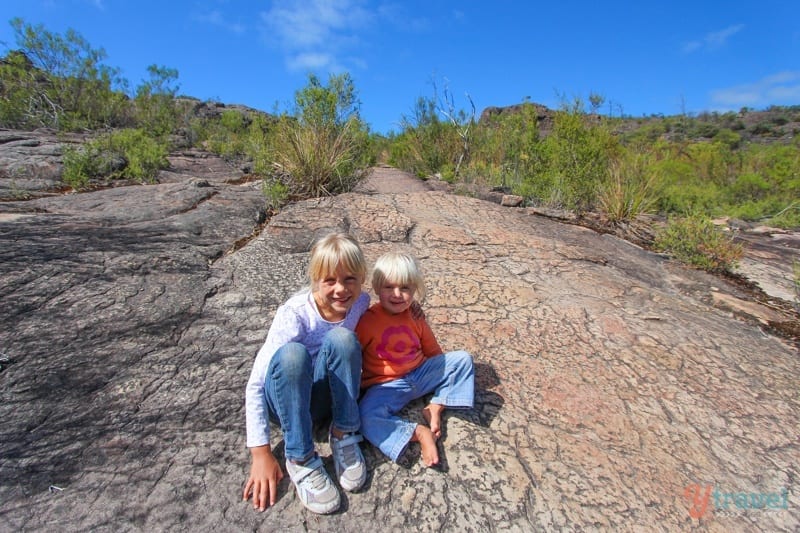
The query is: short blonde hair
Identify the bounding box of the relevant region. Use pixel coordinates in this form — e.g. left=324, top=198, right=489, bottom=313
left=371, top=251, right=426, bottom=303
left=308, top=232, right=366, bottom=285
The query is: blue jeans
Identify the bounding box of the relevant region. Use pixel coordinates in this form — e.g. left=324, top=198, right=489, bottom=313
left=264, top=327, right=362, bottom=462
left=358, top=350, right=474, bottom=462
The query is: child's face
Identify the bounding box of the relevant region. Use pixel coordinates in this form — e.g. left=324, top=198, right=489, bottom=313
left=312, top=265, right=362, bottom=321
left=378, top=280, right=415, bottom=315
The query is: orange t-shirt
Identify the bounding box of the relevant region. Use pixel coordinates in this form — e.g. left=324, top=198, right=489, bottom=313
left=356, top=303, right=442, bottom=388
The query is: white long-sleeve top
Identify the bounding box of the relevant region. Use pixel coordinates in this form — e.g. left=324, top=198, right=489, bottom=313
left=245, top=290, right=370, bottom=447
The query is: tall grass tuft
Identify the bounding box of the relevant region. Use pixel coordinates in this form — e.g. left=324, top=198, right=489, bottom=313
left=598, top=153, right=657, bottom=223
left=272, top=116, right=367, bottom=198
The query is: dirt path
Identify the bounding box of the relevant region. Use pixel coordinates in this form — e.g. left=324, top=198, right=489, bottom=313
left=355, top=165, right=440, bottom=194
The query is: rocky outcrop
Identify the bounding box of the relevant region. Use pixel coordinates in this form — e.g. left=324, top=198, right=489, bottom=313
left=0, top=158, right=797, bottom=531
left=0, top=128, right=84, bottom=199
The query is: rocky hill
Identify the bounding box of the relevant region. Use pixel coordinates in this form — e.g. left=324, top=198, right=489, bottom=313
left=0, top=134, right=798, bottom=531
left=480, top=102, right=800, bottom=145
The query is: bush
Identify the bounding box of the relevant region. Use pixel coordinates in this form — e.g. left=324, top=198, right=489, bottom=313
left=470, top=102, right=540, bottom=191
left=133, top=64, right=180, bottom=135
left=105, top=129, right=169, bottom=181
left=389, top=95, right=462, bottom=178
left=654, top=214, right=744, bottom=273
left=725, top=172, right=771, bottom=204
left=521, top=103, right=620, bottom=211
left=262, top=177, right=289, bottom=211
left=713, top=128, right=742, bottom=150
left=61, top=128, right=169, bottom=188
left=62, top=144, right=98, bottom=189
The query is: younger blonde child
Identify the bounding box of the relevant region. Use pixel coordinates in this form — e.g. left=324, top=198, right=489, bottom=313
left=356, top=251, right=474, bottom=466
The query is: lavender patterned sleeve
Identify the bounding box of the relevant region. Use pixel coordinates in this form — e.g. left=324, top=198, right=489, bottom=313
left=244, top=293, right=308, bottom=448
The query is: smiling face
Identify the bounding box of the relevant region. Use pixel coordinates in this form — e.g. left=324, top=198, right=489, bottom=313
left=378, top=281, right=415, bottom=315
left=312, top=264, right=363, bottom=321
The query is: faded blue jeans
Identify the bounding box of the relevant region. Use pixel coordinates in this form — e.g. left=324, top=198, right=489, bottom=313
left=264, top=327, right=362, bottom=462
left=358, top=350, right=474, bottom=462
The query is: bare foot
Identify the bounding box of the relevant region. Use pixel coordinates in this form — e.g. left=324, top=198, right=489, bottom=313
left=411, top=424, right=439, bottom=467
left=422, top=403, right=445, bottom=440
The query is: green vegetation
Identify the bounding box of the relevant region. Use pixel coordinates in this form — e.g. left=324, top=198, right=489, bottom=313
left=268, top=73, right=372, bottom=198
left=62, top=128, right=169, bottom=189
left=1, top=19, right=371, bottom=203
left=1, top=18, right=130, bottom=130
left=597, top=151, right=657, bottom=224
left=2, top=18, right=799, bottom=277
left=654, top=214, right=744, bottom=273
left=387, top=94, right=800, bottom=231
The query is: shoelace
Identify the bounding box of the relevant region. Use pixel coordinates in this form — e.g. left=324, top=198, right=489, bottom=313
left=335, top=434, right=359, bottom=466
left=303, top=465, right=329, bottom=490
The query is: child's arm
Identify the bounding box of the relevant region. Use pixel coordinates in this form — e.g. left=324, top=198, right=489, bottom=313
left=243, top=302, right=305, bottom=510
left=243, top=445, right=284, bottom=511
left=418, top=316, right=443, bottom=357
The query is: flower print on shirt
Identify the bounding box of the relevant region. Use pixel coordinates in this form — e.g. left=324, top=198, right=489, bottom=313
left=376, top=325, right=420, bottom=364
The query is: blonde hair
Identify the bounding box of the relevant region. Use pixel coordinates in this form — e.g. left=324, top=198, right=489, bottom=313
left=308, top=233, right=366, bottom=285
left=371, top=251, right=426, bottom=303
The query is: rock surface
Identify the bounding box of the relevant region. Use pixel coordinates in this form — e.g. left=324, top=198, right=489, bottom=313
left=1, top=160, right=798, bottom=532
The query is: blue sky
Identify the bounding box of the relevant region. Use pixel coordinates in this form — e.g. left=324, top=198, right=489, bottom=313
left=1, top=0, right=799, bottom=134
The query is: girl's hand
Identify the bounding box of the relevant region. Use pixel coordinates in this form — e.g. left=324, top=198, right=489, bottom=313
left=243, top=445, right=284, bottom=512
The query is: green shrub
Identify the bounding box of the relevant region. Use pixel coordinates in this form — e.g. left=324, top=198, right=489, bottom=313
left=389, top=95, right=462, bottom=178
left=104, top=129, right=168, bottom=182
left=654, top=214, right=744, bottom=273
left=516, top=103, right=619, bottom=211
left=133, top=65, right=180, bottom=135
left=61, top=128, right=168, bottom=188
left=764, top=202, right=800, bottom=229
left=262, top=177, right=289, bottom=211
left=713, top=128, right=742, bottom=150
left=61, top=144, right=97, bottom=189
left=751, top=123, right=774, bottom=136
left=4, top=18, right=133, bottom=130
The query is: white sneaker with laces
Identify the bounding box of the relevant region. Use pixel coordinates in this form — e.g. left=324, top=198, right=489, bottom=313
left=329, top=431, right=367, bottom=491
left=285, top=454, right=340, bottom=514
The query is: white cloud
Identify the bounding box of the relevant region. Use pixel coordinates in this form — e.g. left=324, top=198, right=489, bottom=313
left=377, top=3, right=430, bottom=32
left=288, top=52, right=336, bottom=71
left=260, top=0, right=373, bottom=72
left=705, top=24, right=744, bottom=47
left=710, top=71, right=800, bottom=108
left=683, top=24, right=744, bottom=53
left=195, top=10, right=246, bottom=34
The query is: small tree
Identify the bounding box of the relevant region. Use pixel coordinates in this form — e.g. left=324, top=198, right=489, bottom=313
left=4, top=17, right=129, bottom=130
left=434, top=78, right=475, bottom=178
left=588, top=92, right=605, bottom=115
left=134, top=64, right=180, bottom=135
